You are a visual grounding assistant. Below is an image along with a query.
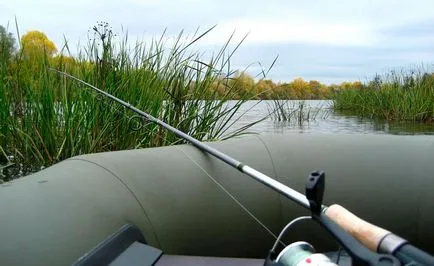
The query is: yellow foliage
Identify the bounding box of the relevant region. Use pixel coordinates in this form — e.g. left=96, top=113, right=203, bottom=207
left=21, top=30, right=57, bottom=59
left=204, top=73, right=363, bottom=99
left=352, top=81, right=363, bottom=89
left=234, top=71, right=255, bottom=87
left=255, top=79, right=275, bottom=98
left=229, top=71, right=256, bottom=98
left=49, top=55, right=77, bottom=72
left=210, top=80, right=227, bottom=96
left=291, top=78, right=311, bottom=98
left=309, top=80, right=321, bottom=90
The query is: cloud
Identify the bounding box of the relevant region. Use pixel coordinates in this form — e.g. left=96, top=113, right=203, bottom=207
left=199, top=18, right=380, bottom=47
left=1, top=0, right=434, bottom=84
left=129, top=0, right=201, bottom=4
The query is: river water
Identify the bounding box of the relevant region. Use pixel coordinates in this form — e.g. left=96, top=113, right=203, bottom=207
left=1, top=100, right=433, bottom=180
left=224, top=100, right=434, bottom=136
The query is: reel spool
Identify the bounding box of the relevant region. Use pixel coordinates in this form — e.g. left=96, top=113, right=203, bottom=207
left=275, top=241, right=337, bottom=266
left=263, top=215, right=338, bottom=266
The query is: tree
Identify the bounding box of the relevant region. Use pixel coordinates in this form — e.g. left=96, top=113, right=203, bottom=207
left=20, top=30, right=57, bottom=59
left=0, top=25, right=16, bottom=69
left=49, top=55, right=77, bottom=71
left=291, top=77, right=311, bottom=99
left=228, top=71, right=256, bottom=99
left=255, top=79, right=275, bottom=99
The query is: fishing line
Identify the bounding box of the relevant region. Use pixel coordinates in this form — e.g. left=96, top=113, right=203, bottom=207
left=54, top=69, right=282, bottom=245
left=102, top=90, right=282, bottom=244
left=50, top=68, right=311, bottom=210
left=175, top=146, right=284, bottom=245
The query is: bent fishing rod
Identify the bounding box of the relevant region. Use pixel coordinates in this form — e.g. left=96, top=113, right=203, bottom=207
left=51, top=69, right=433, bottom=266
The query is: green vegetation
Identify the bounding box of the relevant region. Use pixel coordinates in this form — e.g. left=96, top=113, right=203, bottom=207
left=332, top=70, right=434, bottom=122
left=0, top=23, right=265, bottom=179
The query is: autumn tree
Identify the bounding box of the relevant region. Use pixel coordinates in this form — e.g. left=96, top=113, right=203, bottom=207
left=308, top=80, right=321, bottom=99
left=228, top=71, right=256, bottom=99
left=291, top=77, right=311, bottom=99
left=50, top=54, right=77, bottom=72
left=20, top=30, right=57, bottom=60
left=352, top=81, right=363, bottom=89
left=339, top=81, right=356, bottom=90
left=255, top=79, right=275, bottom=99
left=209, top=78, right=228, bottom=98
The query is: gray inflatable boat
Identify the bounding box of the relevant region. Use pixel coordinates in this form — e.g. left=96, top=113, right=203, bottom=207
left=0, top=134, right=433, bottom=265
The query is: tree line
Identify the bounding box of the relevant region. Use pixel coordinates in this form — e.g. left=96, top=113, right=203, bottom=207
left=0, top=25, right=363, bottom=100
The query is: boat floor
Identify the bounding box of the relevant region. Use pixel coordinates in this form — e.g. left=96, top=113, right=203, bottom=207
left=154, top=252, right=351, bottom=265
left=156, top=255, right=263, bottom=266
left=76, top=224, right=352, bottom=265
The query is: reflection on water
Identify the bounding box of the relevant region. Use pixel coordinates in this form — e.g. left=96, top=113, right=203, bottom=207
left=225, top=100, right=434, bottom=136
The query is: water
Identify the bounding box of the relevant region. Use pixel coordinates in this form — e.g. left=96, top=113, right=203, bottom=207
left=1, top=100, right=433, bottom=180
left=224, top=100, right=434, bottom=136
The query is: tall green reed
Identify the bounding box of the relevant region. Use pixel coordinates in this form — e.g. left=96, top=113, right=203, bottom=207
left=0, top=24, right=265, bottom=179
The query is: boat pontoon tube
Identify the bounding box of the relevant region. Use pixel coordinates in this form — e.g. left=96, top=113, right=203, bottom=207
left=0, top=134, right=433, bottom=265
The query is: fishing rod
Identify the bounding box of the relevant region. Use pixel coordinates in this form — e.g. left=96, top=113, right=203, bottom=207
left=49, top=69, right=309, bottom=208
left=51, top=69, right=433, bottom=266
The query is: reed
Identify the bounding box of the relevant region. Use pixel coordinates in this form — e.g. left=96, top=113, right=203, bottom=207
left=332, top=68, right=434, bottom=122
left=0, top=25, right=263, bottom=180
left=267, top=100, right=328, bottom=125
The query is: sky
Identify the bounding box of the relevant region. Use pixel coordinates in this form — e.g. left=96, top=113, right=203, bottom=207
left=1, top=0, right=434, bottom=84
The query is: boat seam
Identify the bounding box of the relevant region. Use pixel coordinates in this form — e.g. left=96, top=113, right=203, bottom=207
left=67, top=157, right=162, bottom=248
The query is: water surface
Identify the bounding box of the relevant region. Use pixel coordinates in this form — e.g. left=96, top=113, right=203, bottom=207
left=225, top=100, right=434, bottom=136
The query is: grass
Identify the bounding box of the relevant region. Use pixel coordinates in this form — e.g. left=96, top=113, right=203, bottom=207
left=0, top=25, right=266, bottom=180
left=332, top=68, right=434, bottom=122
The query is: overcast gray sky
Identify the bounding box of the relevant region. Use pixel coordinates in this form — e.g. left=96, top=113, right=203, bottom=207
left=1, top=0, right=434, bottom=84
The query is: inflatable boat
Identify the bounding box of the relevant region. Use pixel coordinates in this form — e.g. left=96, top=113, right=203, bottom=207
left=0, top=134, right=433, bottom=265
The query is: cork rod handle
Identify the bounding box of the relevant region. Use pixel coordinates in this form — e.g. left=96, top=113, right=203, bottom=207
left=325, top=204, right=390, bottom=252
